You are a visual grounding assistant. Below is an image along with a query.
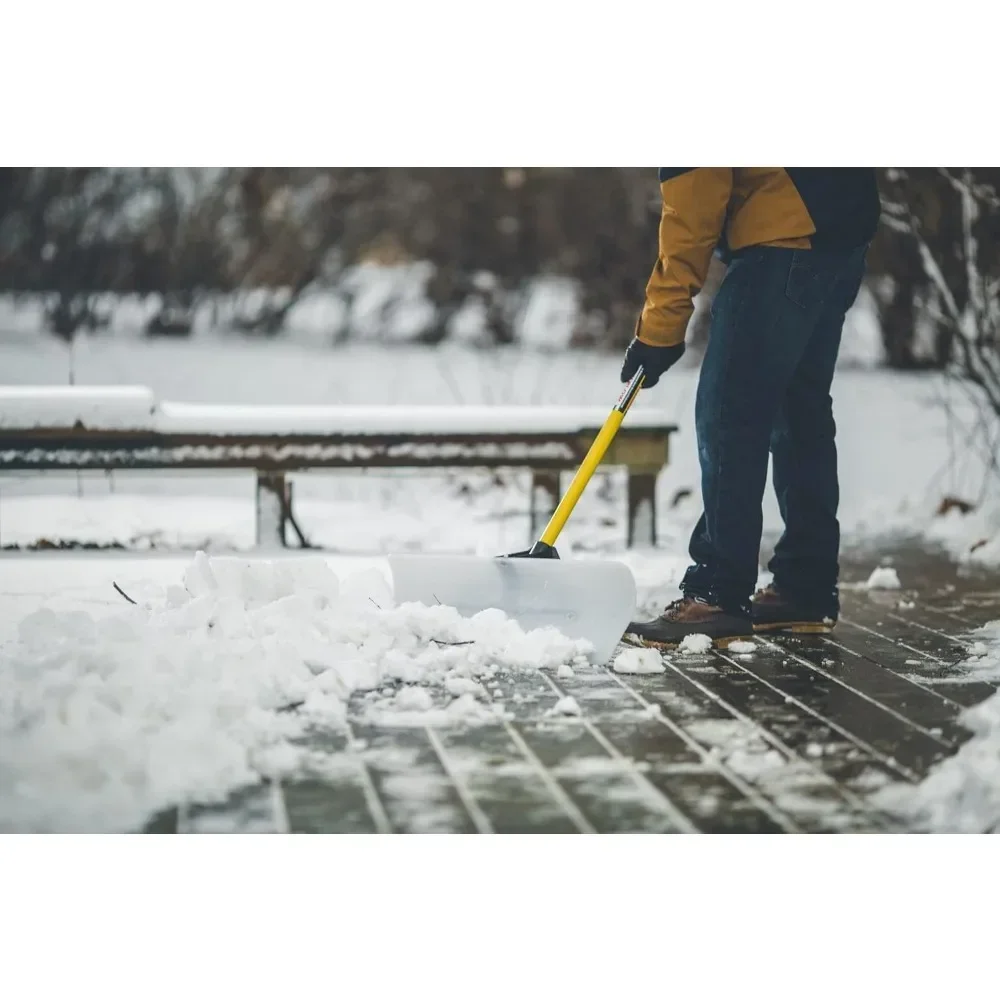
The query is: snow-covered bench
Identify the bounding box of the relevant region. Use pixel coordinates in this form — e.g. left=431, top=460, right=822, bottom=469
left=0, top=385, right=677, bottom=548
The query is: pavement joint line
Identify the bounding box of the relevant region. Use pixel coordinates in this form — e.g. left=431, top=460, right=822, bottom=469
left=839, top=616, right=948, bottom=664
left=345, top=721, right=393, bottom=834
left=884, top=609, right=973, bottom=648
left=539, top=671, right=700, bottom=834
left=708, top=645, right=922, bottom=784
left=662, top=649, right=894, bottom=830
left=423, top=727, right=494, bottom=835
left=601, top=668, right=803, bottom=834
left=270, top=779, right=290, bottom=834
left=500, top=719, right=597, bottom=834
left=760, top=634, right=957, bottom=746
left=792, top=636, right=966, bottom=727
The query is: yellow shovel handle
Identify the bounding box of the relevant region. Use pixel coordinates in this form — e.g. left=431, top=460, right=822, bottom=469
left=538, top=366, right=646, bottom=548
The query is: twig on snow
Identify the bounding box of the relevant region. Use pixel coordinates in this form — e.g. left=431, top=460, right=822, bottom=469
left=113, top=581, right=137, bottom=605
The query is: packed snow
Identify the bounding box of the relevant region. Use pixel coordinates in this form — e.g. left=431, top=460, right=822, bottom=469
left=612, top=648, right=666, bottom=674
left=0, top=552, right=593, bottom=833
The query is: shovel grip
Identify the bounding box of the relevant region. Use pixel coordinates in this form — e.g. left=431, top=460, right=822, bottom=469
left=537, top=366, right=645, bottom=548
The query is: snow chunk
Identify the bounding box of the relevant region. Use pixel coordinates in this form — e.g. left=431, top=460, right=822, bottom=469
left=547, top=696, right=581, bottom=717
left=613, top=648, right=665, bottom=674
left=677, top=633, right=713, bottom=655
left=556, top=663, right=575, bottom=679
left=865, top=566, right=901, bottom=590
left=444, top=675, right=485, bottom=698
left=394, top=687, right=434, bottom=712
left=727, top=640, right=756, bottom=654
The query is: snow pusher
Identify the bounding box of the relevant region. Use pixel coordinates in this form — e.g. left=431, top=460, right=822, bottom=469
left=389, top=367, right=647, bottom=664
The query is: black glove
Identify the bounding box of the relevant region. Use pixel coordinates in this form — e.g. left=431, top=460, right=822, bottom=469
left=620, top=337, right=685, bottom=388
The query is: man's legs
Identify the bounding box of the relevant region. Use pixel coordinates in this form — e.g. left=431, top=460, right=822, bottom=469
left=766, top=245, right=868, bottom=616
left=680, top=246, right=863, bottom=616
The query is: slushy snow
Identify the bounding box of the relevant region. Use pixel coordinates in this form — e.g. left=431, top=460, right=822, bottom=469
left=613, top=648, right=666, bottom=674
left=0, top=552, right=591, bottom=833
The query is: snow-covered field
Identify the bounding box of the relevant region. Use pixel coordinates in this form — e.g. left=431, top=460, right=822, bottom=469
left=2, top=335, right=998, bottom=561
left=3, top=334, right=1000, bottom=832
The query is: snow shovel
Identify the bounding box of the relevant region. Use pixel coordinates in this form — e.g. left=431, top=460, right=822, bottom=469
left=389, top=367, right=646, bottom=663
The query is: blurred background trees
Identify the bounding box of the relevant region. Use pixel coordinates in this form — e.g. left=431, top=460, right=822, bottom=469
left=1, top=167, right=998, bottom=371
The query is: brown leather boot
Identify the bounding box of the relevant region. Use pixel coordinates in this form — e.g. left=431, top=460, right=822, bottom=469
left=751, top=583, right=838, bottom=634
left=623, top=596, right=753, bottom=649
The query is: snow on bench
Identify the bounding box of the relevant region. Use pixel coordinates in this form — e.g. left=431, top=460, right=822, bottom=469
left=0, top=385, right=677, bottom=549
left=0, top=388, right=668, bottom=436
left=156, top=401, right=671, bottom=435
left=0, top=386, right=157, bottom=431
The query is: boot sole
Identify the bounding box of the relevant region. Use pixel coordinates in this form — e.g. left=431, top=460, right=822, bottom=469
left=752, top=621, right=836, bottom=635
left=622, top=633, right=755, bottom=651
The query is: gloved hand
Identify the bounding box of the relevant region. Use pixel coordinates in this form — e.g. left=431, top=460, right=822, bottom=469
left=620, top=337, right=685, bottom=388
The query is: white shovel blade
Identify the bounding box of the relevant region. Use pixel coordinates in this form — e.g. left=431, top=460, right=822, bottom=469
left=388, top=554, right=637, bottom=664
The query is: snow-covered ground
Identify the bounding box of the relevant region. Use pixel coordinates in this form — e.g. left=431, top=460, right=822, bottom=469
left=3, top=335, right=1000, bottom=832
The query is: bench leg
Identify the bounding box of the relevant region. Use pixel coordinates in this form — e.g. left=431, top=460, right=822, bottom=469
left=626, top=471, right=657, bottom=548
left=530, top=470, right=560, bottom=542
left=256, top=472, right=289, bottom=549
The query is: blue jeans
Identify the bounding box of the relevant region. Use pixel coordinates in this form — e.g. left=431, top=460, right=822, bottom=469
left=680, top=243, right=869, bottom=616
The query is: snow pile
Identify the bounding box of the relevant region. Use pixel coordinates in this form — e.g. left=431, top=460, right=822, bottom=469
left=613, top=648, right=665, bottom=674
left=877, top=690, right=1000, bottom=832
left=937, top=622, right=1000, bottom=684
left=925, top=504, right=1000, bottom=568
left=875, top=620, right=1000, bottom=832
left=0, top=553, right=590, bottom=833
left=677, top=633, right=713, bottom=655
left=864, top=566, right=901, bottom=590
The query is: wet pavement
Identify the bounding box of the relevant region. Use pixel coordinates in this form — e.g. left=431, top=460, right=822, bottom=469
left=146, top=540, right=1000, bottom=834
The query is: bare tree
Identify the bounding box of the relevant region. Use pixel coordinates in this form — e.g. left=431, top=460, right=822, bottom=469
left=881, top=169, right=1000, bottom=510
left=882, top=169, right=1000, bottom=415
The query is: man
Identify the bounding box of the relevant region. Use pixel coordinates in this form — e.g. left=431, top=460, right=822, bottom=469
left=622, top=168, right=881, bottom=648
